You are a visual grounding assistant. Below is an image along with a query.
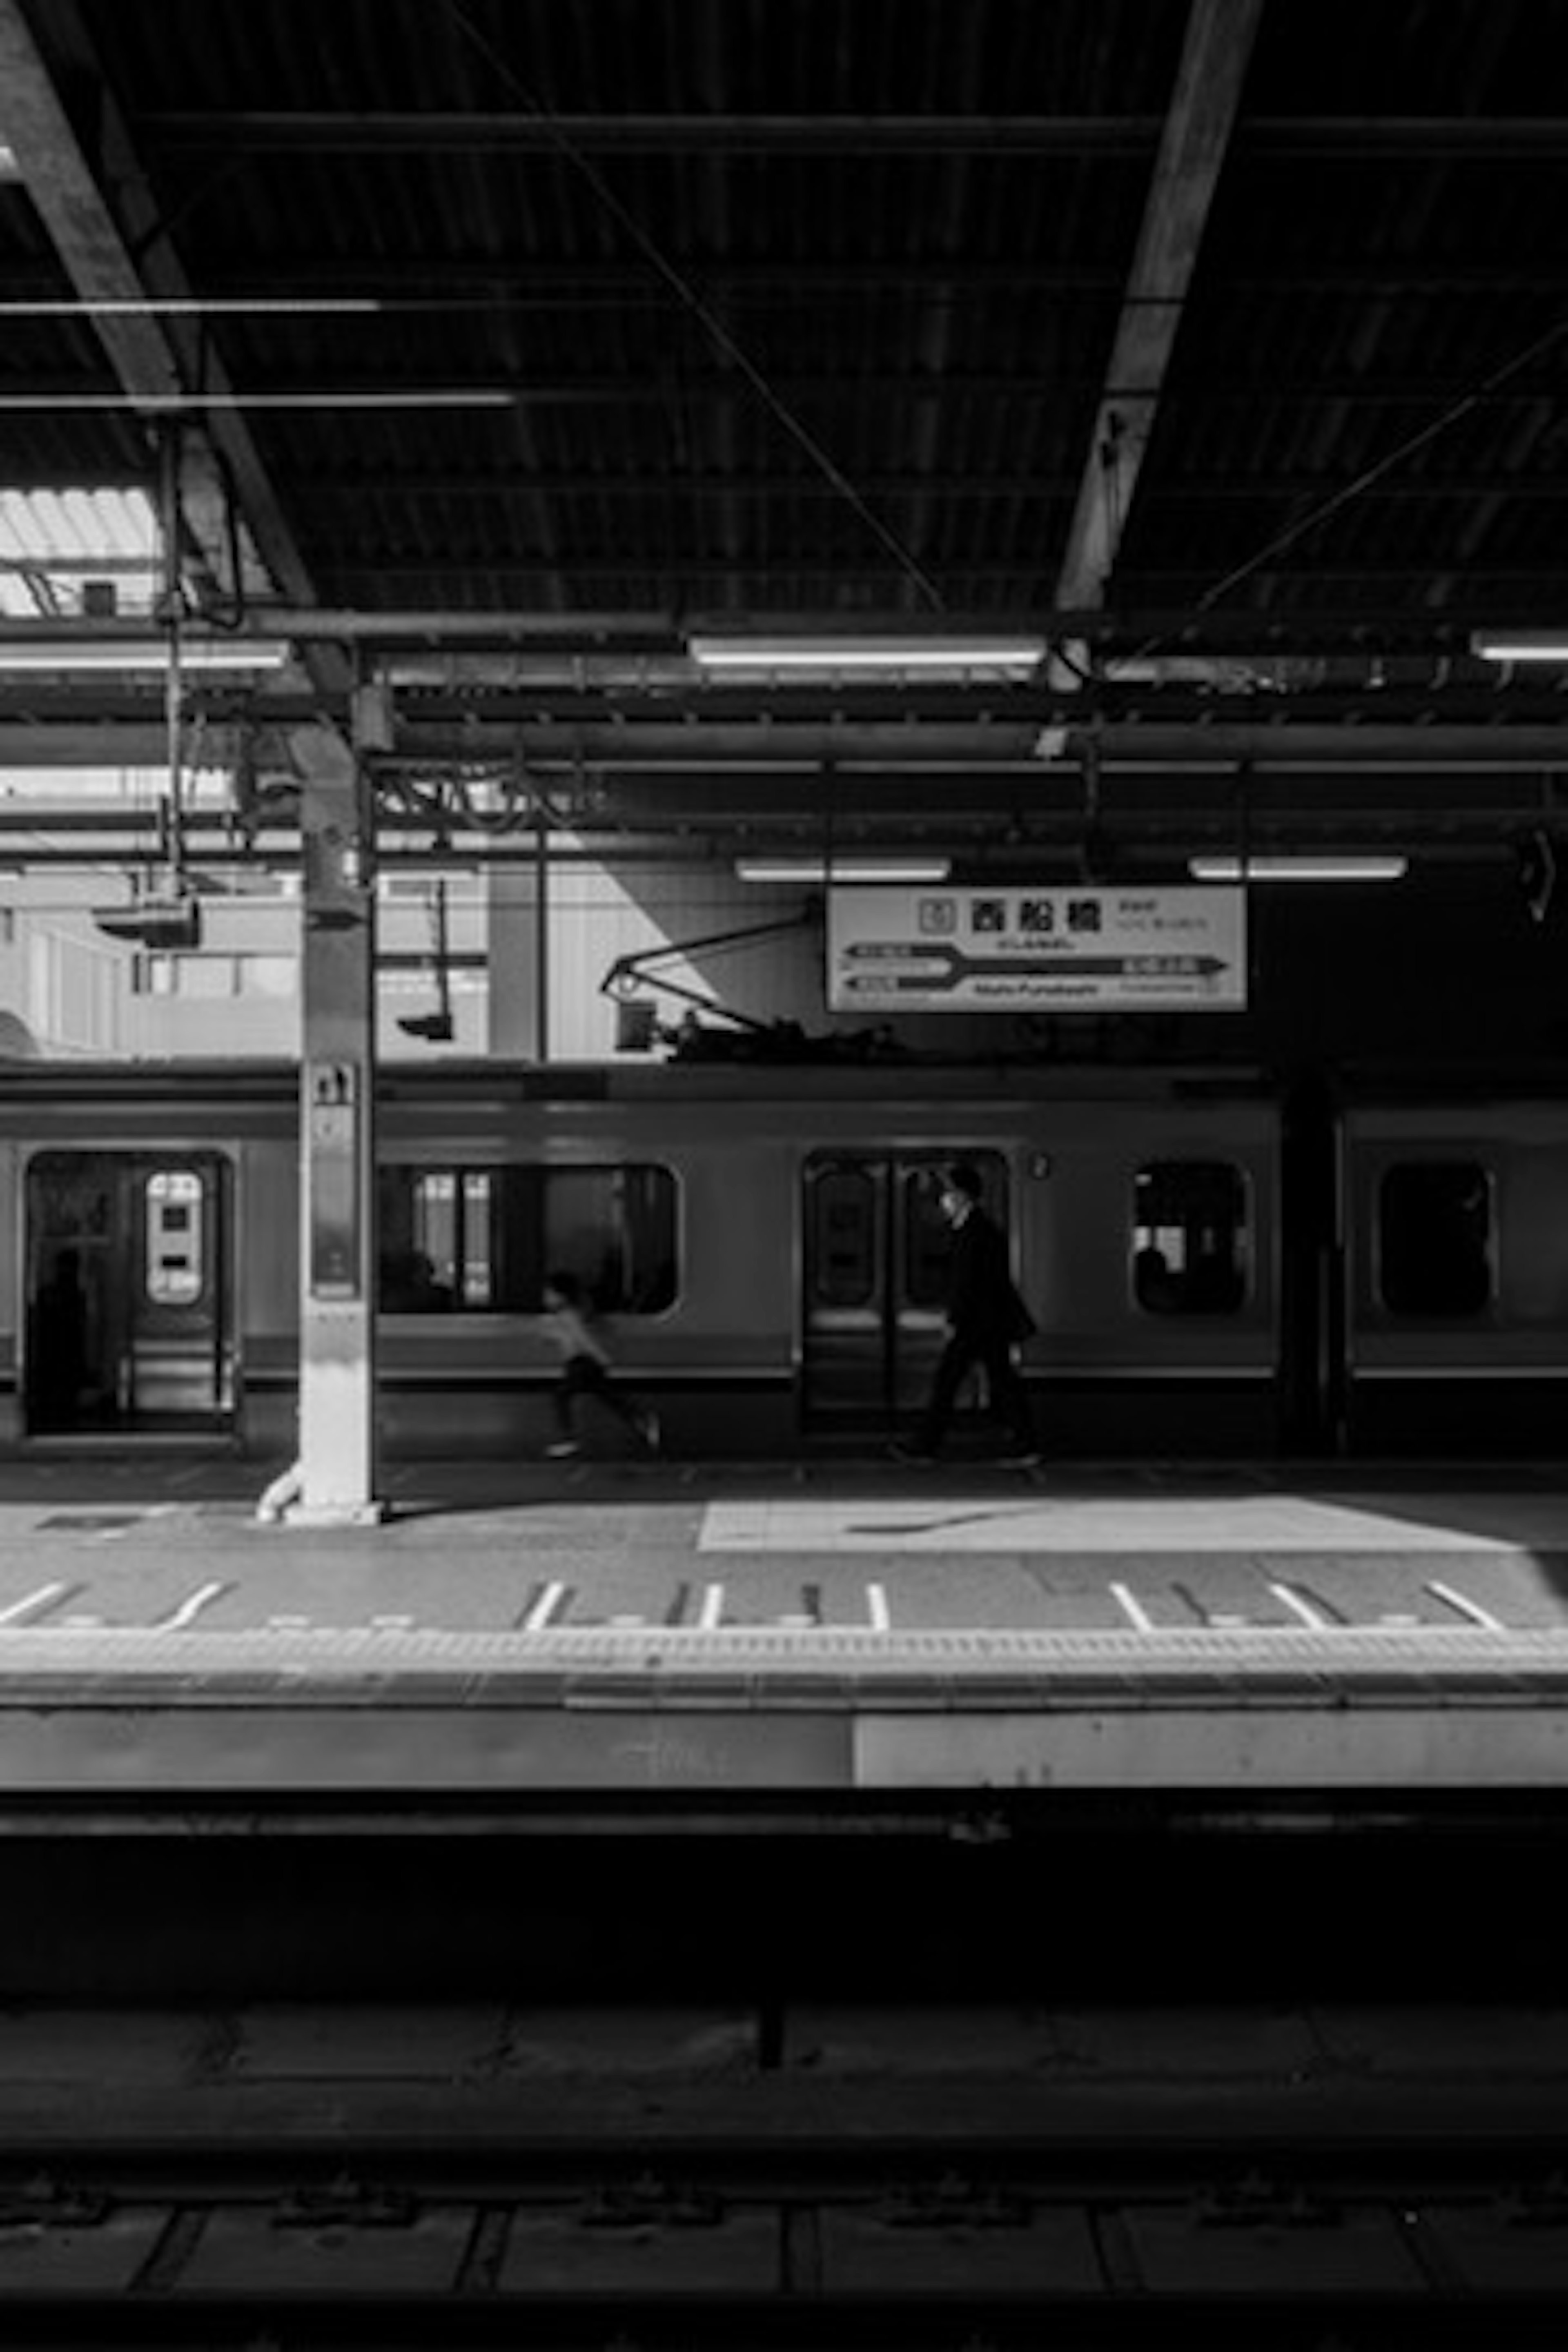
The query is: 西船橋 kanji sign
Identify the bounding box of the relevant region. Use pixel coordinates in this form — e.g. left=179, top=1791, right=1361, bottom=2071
left=827, top=886, right=1247, bottom=1012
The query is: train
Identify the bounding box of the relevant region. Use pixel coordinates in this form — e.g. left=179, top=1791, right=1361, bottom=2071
left=1, top=1055, right=1564, bottom=1463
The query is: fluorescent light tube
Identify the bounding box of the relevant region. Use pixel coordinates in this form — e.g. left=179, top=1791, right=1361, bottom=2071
left=0, top=638, right=291, bottom=673
left=0, top=390, right=513, bottom=412
left=691, top=634, right=1045, bottom=673
left=1471, top=632, right=1568, bottom=663
left=735, top=857, right=952, bottom=883
left=0, top=297, right=382, bottom=317
left=1188, top=855, right=1408, bottom=883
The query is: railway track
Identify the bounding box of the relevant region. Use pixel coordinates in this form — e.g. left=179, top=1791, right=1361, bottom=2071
left=5, top=2146, right=1568, bottom=2339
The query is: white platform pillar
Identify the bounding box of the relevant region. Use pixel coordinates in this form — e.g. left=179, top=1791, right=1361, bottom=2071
left=291, top=709, right=383, bottom=1524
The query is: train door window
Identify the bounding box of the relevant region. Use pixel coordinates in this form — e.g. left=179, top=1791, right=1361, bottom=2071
left=1378, top=1161, right=1492, bottom=1316
left=144, top=1170, right=205, bottom=1306
left=809, top=1167, right=878, bottom=1307
left=1133, top=1162, right=1247, bottom=1314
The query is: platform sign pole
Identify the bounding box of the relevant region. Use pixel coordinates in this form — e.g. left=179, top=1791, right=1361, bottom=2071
left=291, top=714, right=383, bottom=1524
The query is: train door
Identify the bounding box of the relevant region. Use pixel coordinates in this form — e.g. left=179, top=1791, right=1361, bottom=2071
left=23, top=1152, right=234, bottom=1436
left=800, top=1149, right=1008, bottom=1434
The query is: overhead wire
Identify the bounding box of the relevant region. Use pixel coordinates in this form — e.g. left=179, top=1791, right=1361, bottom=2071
left=1133, top=311, right=1568, bottom=661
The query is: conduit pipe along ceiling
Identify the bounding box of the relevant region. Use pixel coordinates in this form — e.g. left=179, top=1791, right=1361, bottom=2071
left=1187, top=855, right=1409, bottom=883
left=689, top=635, right=1047, bottom=675
left=0, top=639, right=290, bottom=672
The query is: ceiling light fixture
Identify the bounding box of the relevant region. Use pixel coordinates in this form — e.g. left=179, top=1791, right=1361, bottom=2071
left=735, top=856, right=952, bottom=884
left=0, top=390, right=513, bottom=412
left=0, top=297, right=382, bottom=317
left=1188, top=855, right=1408, bottom=883
left=0, top=637, right=291, bottom=673
left=691, top=633, right=1045, bottom=674
left=1470, top=631, right=1568, bottom=663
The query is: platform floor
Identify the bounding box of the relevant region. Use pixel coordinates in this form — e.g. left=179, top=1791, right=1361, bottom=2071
left=2, top=1454, right=1568, bottom=1794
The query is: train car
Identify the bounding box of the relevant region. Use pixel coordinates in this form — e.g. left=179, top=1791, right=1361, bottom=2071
left=0, top=1058, right=1285, bottom=1461
left=1334, top=1076, right=1568, bottom=1458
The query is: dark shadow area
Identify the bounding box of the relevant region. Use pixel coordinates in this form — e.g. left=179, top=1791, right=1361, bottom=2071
left=2, top=1806, right=1565, bottom=2005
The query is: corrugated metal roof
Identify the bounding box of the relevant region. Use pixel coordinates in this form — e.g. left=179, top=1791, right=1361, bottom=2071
left=2, top=0, right=1567, bottom=862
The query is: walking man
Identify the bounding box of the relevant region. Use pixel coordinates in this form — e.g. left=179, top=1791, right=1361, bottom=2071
left=891, top=1164, right=1040, bottom=1465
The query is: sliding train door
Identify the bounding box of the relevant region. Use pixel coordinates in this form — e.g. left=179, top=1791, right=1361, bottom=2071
left=801, top=1149, right=1008, bottom=1434
left=24, top=1151, right=234, bottom=1436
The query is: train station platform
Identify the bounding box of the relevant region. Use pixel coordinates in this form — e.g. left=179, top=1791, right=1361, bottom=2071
left=2, top=1453, right=1568, bottom=1799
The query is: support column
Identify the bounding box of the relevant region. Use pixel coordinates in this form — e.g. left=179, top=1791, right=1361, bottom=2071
left=485, top=849, right=549, bottom=1060
left=291, top=709, right=383, bottom=1523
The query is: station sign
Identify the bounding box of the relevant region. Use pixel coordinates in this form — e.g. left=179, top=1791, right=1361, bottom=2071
left=827, top=885, right=1247, bottom=1013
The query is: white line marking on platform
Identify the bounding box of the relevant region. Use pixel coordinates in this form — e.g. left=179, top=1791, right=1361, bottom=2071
left=523, top=1581, right=568, bottom=1632
left=1111, top=1581, right=1156, bottom=1633
left=1270, top=1580, right=1331, bottom=1630
left=60, top=1615, right=101, bottom=1629
left=867, top=1582, right=891, bottom=1632
left=154, top=1581, right=227, bottom=1632
left=1209, top=1613, right=1250, bottom=1629
left=369, top=1614, right=416, bottom=1631
left=266, top=1615, right=312, bottom=1630
left=0, top=1583, right=68, bottom=1626
left=1377, top=1613, right=1421, bottom=1628
left=1425, top=1580, right=1504, bottom=1631
left=699, top=1582, right=725, bottom=1630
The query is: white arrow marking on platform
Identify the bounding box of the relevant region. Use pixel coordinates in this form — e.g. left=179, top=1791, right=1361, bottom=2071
left=1270, top=1581, right=1332, bottom=1630
left=523, top=1581, right=568, bottom=1632
left=1110, top=1581, right=1156, bottom=1633
left=1425, top=1580, right=1504, bottom=1631
left=0, top=1582, right=69, bottom=1626
left=155, top=1581, right=227, bottom=1631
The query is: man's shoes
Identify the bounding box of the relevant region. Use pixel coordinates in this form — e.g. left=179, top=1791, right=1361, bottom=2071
left=888, top=1440, right=936, bottom=1466
left=545, top=1439, right=582, bottom=1459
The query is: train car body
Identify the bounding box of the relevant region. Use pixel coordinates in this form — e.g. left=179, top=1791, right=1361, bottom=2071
left=0, top=1060, right=1281, bottom=1461
left=1336, top=1085, right=1568, bottom=1457
left=0, top=1057, right=1561, bottom=1463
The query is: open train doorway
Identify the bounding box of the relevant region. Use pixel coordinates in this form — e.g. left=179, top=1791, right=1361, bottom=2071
left=801, top=1148, right=1010, bottom=1439
left=23, top=1151, right=235, bottom=1438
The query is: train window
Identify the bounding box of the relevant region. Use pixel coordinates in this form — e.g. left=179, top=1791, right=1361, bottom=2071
left=1133, top=1162, right=1246, bottom=1314
left=144, top=1170, right=205, bottom=1306
left=379, top=1165, right=677, bottom=1315
left=1378, top=1162, right=1492, bottom=1317
left=809, top=1167, right=878, bottom=1307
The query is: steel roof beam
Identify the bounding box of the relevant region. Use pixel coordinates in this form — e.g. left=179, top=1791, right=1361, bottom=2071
left=1054, top=0, right=1263, bottom=624
left=0, top=0, right=335, bottom=673
left=136, top=111, right=1568, bottom=161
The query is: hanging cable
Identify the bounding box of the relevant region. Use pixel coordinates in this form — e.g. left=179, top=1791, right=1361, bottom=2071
left=1135, top=312, right=1568, bottom=659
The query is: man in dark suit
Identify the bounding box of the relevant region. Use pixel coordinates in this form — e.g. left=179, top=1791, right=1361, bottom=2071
left=891, top=1163, right=1041, bottom=1466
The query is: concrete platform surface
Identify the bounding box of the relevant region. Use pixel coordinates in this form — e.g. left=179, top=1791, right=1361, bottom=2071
left=1, top=1455, right=1568, bottom=1793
